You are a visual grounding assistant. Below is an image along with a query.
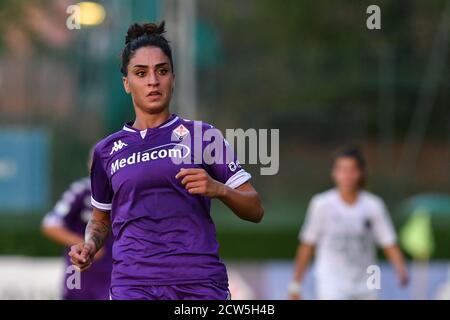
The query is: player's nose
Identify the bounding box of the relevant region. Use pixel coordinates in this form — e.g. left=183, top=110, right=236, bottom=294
left=147, top=71, right=159, bottom=86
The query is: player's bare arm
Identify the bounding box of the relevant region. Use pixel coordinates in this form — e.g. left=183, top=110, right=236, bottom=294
left=69, top=208, right=111, bottom=271
left=289, top=243, right=315, bottom=299
left=383, top=244, right=409, bottom=286
left=42, top=225, right=84, bottom=247
left=86, top=208, right=111, bottom=251
left=176, top=168, right=264, bottom=223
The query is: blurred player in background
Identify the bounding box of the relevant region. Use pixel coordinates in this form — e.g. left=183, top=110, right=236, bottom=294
left=69, top=21, right=264, bottom=300
left=41, top=150, right=112, bottom=300
left=289, top=146, right=409, bottom=300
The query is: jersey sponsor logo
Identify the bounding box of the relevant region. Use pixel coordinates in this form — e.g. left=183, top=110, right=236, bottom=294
left=110, top=143, right=190, bottom=175
left=110, top=140, right=128, bottom=155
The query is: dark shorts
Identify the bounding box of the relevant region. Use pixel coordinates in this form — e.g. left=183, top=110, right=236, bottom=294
left=110, top=282, right=231, bottom=300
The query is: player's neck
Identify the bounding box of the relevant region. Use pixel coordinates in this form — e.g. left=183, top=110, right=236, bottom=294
left=338, top=188, right=359, bottom=205
left=133, top=109, right=171, bottom=130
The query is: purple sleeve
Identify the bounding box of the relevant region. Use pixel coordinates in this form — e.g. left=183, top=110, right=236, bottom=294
left=42, top=180, right=86, bottom=228
left=90, top=146, right=113, bottom=211
left=203, top=126, right=251, bottom=189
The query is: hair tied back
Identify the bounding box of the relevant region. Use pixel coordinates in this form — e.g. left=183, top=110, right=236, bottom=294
left=125, top=21, right=166, bottom=45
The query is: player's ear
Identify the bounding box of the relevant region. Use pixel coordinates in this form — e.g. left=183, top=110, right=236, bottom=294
left=122, top=76, right=131, bottom=94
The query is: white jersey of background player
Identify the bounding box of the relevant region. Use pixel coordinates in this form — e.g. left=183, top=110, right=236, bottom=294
left=289, top=147, right=409, bottom=300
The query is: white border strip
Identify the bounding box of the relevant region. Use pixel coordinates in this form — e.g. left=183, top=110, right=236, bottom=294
left=160, top=116, right=179, bottom=128
left=41, top=214, right=64, bottom=228
left=122, top=126, right=136, bottom=133
left=225, top=169, right=252, bottom=189
left=122, top=116, right=178, bottom=132
left=91, top=196, right=112, bottom=211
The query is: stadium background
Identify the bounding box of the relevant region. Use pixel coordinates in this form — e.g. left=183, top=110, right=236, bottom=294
left=0, top=0, right=449, bottom=299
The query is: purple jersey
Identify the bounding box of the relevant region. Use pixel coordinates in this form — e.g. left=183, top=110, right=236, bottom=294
left=90, top=114, right=251, bottom=288
left=42, top=177, right=113, bottom=300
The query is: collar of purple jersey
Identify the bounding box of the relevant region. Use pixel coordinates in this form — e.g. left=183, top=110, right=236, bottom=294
left=122, top=114, right=179, bottom=133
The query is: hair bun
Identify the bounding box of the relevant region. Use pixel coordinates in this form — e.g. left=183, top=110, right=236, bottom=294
left=125, top=21, right=166, bottom=45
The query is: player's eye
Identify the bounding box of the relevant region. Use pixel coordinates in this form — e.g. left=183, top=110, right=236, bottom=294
left=157, top=68, right=168, bottom=75
left=136, top=71, right=146, bottom=77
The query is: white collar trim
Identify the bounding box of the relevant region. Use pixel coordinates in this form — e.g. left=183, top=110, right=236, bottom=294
left=122, top=116, right=179, bottom=133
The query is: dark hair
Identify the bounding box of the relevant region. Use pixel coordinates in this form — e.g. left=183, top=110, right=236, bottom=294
left=333, top=145, right=367, bottom=188
left=121, top=21, right=174, bottom=76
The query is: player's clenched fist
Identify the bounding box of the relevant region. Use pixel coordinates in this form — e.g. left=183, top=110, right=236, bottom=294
left=69, top=241, right=96, bottom=272
left=175, top=168, right=225, bottom=198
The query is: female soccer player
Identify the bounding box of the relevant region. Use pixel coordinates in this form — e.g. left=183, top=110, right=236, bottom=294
left=289, top=147, right=409, bottom=300
left=42, top=151, right=112, bottom=300
left=69, top=21, right=264, bottom=300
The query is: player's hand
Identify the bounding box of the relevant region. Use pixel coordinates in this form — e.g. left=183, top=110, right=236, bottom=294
left=289, top=293, right=301, bottom=300
left=69, top=241, right=96, bottom=272
left=175, top=168, right=224, bottom=198
left=398, top=269, right=409, bottom=287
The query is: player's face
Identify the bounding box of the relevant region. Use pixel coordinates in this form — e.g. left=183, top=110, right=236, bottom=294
left=332, top=157, right=362, bottom=192
left=123, top=46, right=175, bottom=114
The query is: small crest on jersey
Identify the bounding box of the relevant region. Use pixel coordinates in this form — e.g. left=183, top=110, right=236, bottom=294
left=110, top=140, right=128, bottom=155
left=172, top=124, right=190, bottom=141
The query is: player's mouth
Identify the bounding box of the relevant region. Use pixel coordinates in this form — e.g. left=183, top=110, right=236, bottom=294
left=147, top=91, right=162, bottom=100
